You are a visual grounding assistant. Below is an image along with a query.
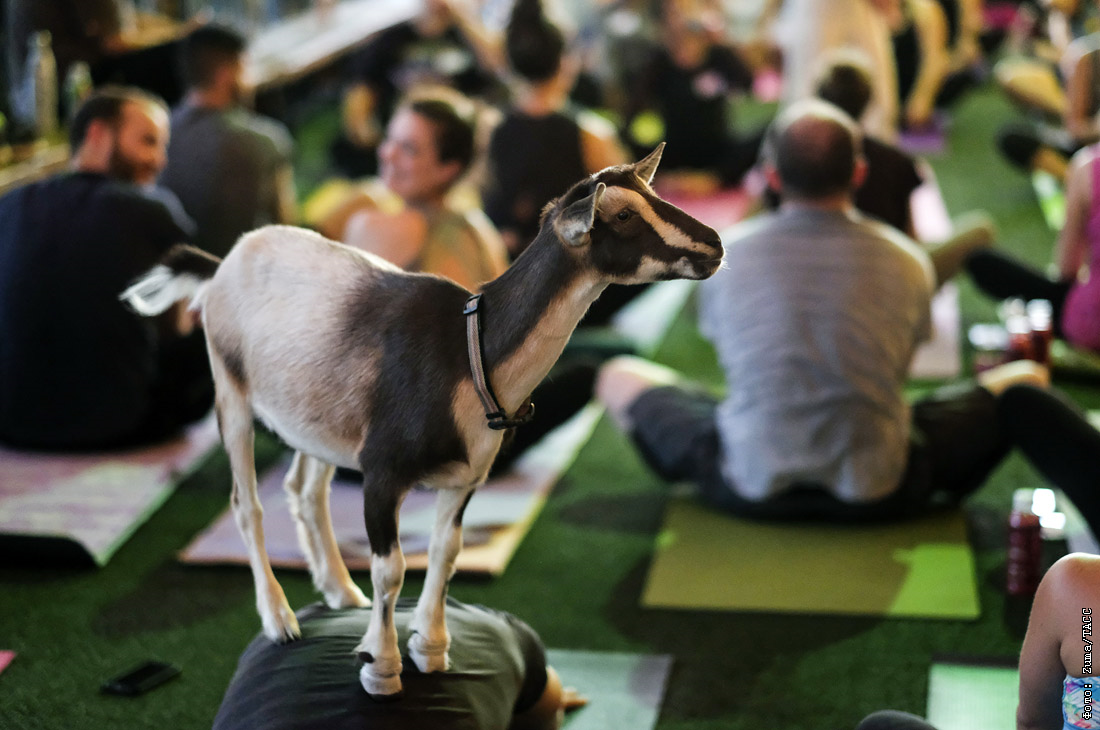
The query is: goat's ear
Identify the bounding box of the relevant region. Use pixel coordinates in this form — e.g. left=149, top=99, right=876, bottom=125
left=554, top=183, right=606, bottom=248
left=633, top=142, right=665, bottom=185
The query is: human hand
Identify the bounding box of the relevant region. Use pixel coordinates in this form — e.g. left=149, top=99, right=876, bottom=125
left=561, top=686, right=587, bottom=712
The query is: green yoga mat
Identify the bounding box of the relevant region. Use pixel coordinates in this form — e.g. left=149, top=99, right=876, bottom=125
left=1032, top=171, right=1066, bottom=231
left=642, top=498, right=979, bottom=619
left=926, top=659, right=1018, bottom=730
left=548, top=649, right=672, bottom=730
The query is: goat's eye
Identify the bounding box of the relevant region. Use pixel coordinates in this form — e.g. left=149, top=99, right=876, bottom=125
left=616, top=210, right=631, bottom=221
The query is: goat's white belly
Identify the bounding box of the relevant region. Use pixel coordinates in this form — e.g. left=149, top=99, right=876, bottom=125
left=252, top=401, right=362, bottom=470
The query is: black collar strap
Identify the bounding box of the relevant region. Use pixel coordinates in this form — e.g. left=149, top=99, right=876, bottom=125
left=464, top=294, right=534, bottom=430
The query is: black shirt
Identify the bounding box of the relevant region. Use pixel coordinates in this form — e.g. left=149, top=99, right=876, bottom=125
left=858, top=136, right=924, bottom=233
left=484, top=108, right=589, bottom=253
left=0, top=172, right=194, bottom=448
left=630, top=43, right=754, bottom=171
left=213, top=599, right=549, bottom=730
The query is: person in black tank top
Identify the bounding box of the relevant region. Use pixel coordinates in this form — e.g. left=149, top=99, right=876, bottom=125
left=483, top=0, right=627, bottom=258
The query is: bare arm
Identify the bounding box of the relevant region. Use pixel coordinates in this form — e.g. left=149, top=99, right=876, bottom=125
left=951, top=0, right=983, bottom=69
left=1056, top=147, right=1094, bottom=279
left=342, top=83, right=383, bottom=149
left=1064, top=48, right=1100, bottom=143
left=753, top=0, right=784, bottom=38
left=1046, top=1, right=1079, bottom=60
left=578, top=110, right=630, bottom=173
left=1017, top=555, right=1085, bottom=730
left=905, top=0, right=951, bottom=128
left=343, top=207, right=428, bottom=270
left=441, top=0, right=506, bottom=76
left=508, top=666, right=587, bottom=730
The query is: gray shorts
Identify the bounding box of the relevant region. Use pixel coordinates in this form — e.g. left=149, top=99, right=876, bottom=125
left=626, top=381, right=1009, bottom=521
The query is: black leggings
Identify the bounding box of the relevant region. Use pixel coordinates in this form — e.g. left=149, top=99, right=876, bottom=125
left=998, top=384, right=1100, bottom=536
left=965, top=249, right=1073, bottom=337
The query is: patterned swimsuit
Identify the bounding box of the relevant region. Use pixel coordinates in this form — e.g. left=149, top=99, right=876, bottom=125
left=1064, top=675, right=1100, bottom=729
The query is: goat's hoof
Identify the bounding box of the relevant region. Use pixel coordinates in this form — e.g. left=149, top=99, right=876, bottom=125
left=408, top=632, right=450, bottom=673
left=261, top=600, right=301, bottom=643
left=359, top=663, right=403, bottom=699
left=324, top=583, right=370, bottom=609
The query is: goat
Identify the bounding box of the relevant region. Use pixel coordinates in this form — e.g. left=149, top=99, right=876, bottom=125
left=121, top=145, right=722, bottom=698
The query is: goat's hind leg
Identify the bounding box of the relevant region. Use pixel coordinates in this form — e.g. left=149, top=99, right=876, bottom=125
left=215, top=369, right=299, bottom=642
left=409, top=486, right=475, bottom=674
left=283, top=451, right=369, bottom=608
left=356, top=482, right=408, bottom=698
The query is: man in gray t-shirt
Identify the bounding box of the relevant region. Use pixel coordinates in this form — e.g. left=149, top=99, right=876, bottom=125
left=596, top=100, right=1049, bottom=521
left=159, top=23, right=295, bottom=258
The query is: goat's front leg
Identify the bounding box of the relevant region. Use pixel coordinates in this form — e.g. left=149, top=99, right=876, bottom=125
left=356, top=484, right=407, bottom=698
left=409, top=486, right=475, bottom=674
left=283, top=451, right=369, bottom=609
left=215, top=376, right=298, bottom=642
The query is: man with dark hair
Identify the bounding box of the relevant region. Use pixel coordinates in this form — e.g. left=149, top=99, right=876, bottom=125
left=595, top=99, right=1049, bottom=522
left=0, top=86, right=212, bottom=450
left=814, top=52, right=924, bottom=235
left=158, top=23, right=295, bottom=258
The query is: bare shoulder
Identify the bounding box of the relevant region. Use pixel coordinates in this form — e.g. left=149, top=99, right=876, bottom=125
left=1037, top=553, right=1100, bottom=620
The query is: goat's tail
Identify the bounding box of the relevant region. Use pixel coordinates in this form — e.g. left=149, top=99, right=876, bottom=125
left=120, top=244, right=221, bottom=317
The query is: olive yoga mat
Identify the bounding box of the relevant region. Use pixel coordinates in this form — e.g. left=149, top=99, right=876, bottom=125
left=642, top=498, right=979, bottom=619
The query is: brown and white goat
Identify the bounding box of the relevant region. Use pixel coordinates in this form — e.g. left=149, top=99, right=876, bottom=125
left=121, top=145, right=722, bottom=697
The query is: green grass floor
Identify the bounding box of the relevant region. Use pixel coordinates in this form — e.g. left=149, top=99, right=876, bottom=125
left=3, top=83, right=1100, bottom=729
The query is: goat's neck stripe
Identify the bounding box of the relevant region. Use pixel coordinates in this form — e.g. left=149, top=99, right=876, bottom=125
left=463, top=294, right=534, bottom=431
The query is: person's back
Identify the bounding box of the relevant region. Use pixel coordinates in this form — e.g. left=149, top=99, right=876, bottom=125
left=702, top=208, right=932, bottom=500
left=484, top=0, right=626, bottom=256
left=0, top=87, right=203, bottom=449
left=485, top=109, right=587, bottom=252
left=417, top=203, right=509, bottom=290
left=159, top=23, right=295, bottom=258
left=596, top=98, right=1047, bottom=522
left=213, top=598, right=564, bottom=730
left=161, top=103, right=293, bottom=257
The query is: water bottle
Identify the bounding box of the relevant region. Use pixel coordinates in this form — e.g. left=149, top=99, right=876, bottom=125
left=28, top=31, right=58, bottom=139
left=1001, top=298, right=1034, bottom=363
left=1006, top=490, right=1043, bottom=596
left=1027, top=299, right=1054, bottom=367
left=63, top=62, right=93, bottom=124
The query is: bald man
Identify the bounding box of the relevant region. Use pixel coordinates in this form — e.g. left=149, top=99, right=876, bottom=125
left=597, top=100, right=1047, bottom=521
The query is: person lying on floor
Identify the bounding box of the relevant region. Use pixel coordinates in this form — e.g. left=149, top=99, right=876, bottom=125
left=596, top=99, right=1049, bottom=522
left=212, top=598, right=584, bottom=730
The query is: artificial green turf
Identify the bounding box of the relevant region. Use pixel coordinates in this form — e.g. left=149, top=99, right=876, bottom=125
left=2, top=82, right=1099, bottom=730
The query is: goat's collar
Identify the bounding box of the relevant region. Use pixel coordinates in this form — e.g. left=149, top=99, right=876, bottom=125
left=464, top=294, right=535, bottom=430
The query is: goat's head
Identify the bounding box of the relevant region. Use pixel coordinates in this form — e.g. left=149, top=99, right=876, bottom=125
left=545, top=144, right=724, bottom=283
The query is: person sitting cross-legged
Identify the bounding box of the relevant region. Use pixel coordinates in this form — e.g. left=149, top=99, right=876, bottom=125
left=0, top=86, right=212, bottom=451
left=596, top=99, right=1048, bottom=521
left=158, top=22, right=297, bottom=258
